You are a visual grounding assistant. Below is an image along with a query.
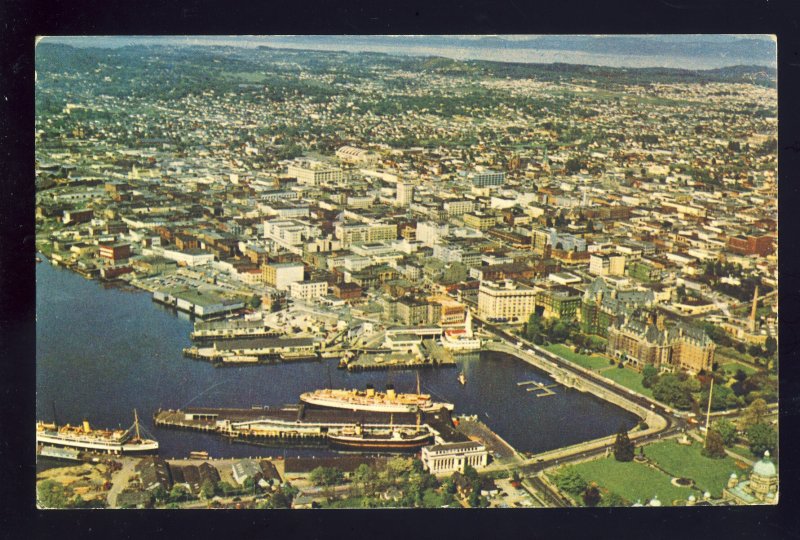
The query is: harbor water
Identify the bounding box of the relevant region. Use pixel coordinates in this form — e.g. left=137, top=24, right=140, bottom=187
left=36, top=257, right=638, bottom=461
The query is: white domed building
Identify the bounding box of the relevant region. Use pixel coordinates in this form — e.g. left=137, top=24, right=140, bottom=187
left=722, top=451, right=778, bottom=505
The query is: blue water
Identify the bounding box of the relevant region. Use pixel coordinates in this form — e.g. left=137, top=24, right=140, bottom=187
left=36, top=257, right=637, bottom=459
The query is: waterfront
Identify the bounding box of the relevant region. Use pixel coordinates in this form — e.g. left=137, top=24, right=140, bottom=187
left=36, top=258, right=638, bottom=461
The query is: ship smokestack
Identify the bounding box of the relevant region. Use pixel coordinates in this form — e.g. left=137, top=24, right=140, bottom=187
left=82, top=420, right=91, bottom=433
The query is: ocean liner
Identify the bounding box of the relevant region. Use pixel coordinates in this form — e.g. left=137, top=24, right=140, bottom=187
left=36, top=410, right=159, bottom=455
left=300, top=376, right=453, bottom=414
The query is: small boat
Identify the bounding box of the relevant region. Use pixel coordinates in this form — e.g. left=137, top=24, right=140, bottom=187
left=36, top=255, right=43, bottom=264
left=458, top=371, right=466, bottom=385
left=189, top=450, right=210, bottom=459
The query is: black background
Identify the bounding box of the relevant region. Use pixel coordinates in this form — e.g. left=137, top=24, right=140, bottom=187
left=2, top=0, right=799, bottom=539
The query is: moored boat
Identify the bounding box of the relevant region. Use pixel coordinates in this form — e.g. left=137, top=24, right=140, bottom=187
left=327, top=422, right=434, bottom=452
left=36, top=410, right=159, bottom=455
left=300, top=381, right=453, bottom=414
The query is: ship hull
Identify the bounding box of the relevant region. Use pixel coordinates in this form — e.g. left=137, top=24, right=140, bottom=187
left=36, top=433, right=159, bottom=455
left=328, top=433, right=434, bottom=452
left=300, top=393, right=453, bottom=414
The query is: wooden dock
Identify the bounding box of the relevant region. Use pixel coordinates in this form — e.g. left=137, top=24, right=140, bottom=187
left=517, top=380, right=558, bottom=397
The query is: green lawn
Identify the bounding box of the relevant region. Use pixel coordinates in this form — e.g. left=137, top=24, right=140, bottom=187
left=601, top=366, right=653, bottom=398
left=643, top=439, right=748, bottom=497
left=719, top=361, right=758, bottom=376
left=717, top=347, right=760, bottom=365
left=566, top=458, right=690, bottom=506
left=543, top=344, right=611, bottom=371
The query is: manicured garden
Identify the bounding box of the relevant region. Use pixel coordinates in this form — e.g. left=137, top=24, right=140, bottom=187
left=642, top=439, right=747, bottom=497
left=719, top=360, right=758, bottom=376
left=600, top=365, right=653, bottom=398
left=565, top=457, right=690, bottom=506
left=543, top=343, right=612, bottom=371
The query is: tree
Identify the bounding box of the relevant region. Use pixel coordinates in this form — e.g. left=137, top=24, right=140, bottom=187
left=764, top=337, right=777, bottom=357
left=652, top=375, right=694, bottom=409
left=200, top=479, right=216, bottom=500
left=702, top=428, right=727, bottom=459
left=169, top=485, right=190, bottom=503
left=613, top=427, right=635, bottom=462
left=353, top=463, right=377, bottom=496
left=309, top=466, right=345, bottom=488
left=216, top=481, right=236, bottom=496
left=582, top=484, right=601, bottom=507
left=739, top=398, right=769, bottom=430
left=746, top=423, right=777, bottom=457
left=248, top=294, right=262, bottom=309
left=386, top=457, right=414, bottom=484
left=37, top=480, right=69, bottom=509
left=554, top=468, right=587, bottom=497
left=267, top=489, right=292, bottom=509
left=600, top=492, right=626, bottom=507
left=714, top=418, right=738, bottom=446
left=701, top=384, right=739, bottom=411
left=641, top=365, right=659, bottom=389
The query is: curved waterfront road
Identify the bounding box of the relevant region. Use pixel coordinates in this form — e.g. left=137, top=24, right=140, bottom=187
left=473, top=317, right=687, bottom=477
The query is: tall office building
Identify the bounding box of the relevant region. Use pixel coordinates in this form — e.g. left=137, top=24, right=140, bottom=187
left=396, top=181, right=414, bottom=207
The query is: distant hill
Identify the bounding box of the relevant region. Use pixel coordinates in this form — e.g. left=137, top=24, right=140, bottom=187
left=35, top=42, right=777, bottom=91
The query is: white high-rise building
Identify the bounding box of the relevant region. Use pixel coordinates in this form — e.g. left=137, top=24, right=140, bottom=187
left=396, top=181, right=414, bottom=207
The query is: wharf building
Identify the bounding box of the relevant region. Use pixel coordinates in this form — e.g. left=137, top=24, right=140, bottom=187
left=421, top=441, right=489, bottom=474
left=606, top=317, right=715, bottom=374
left=153, top=288, right=246, bottom=319
left=99, top=242, right=131, bottom=263
left=212, top=337, right=321, bottom=358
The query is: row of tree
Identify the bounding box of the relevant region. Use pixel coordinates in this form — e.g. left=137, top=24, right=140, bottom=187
left=523, top=313, right=579, bottom=346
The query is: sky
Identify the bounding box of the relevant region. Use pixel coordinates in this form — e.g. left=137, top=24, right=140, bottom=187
left=37, top=35, right=777, bottom=70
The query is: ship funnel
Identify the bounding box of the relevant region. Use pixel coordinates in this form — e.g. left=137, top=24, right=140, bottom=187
left=82, top=420, right=91, bottom=433
left=387, top=388, right=396, bottom=399
left=366, top=387, right=375, bottom=397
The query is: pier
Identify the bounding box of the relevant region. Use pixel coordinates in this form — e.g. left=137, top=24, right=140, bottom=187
left=517, top=381, right=558, bottom=397
left=342, top=343, right=457, bottom=372
left=152, top=406, right=469, bottom=451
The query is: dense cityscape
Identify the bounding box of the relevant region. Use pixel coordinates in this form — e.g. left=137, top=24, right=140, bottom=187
left=35, top=36, right=777, bottom=509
